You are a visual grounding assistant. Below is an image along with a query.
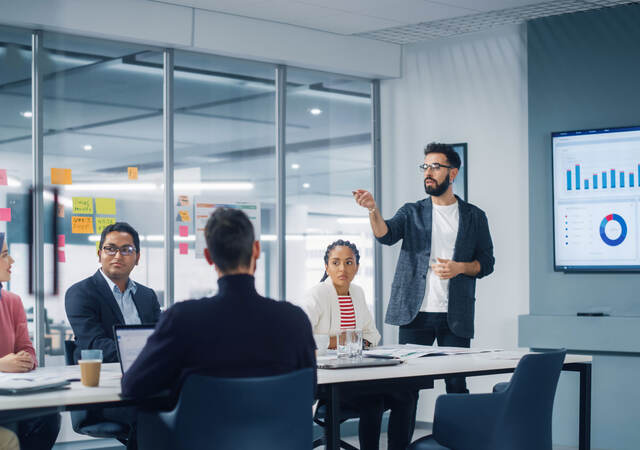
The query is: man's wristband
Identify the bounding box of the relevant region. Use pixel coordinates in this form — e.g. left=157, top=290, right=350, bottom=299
left=368, top=207, right=377, bottom=214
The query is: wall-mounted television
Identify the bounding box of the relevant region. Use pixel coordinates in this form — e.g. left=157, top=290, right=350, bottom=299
left=552, top=125, right=640, bottom=271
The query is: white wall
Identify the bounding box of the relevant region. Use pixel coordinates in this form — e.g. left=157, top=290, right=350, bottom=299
left=379, top=24, right=530, bottom=421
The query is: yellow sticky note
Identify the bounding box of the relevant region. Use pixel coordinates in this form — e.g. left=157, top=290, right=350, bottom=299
left=95, top=198, right=116, bottom=215
left=96, top=217, right=116, bottom=234
left=71, top=216, right=94, bottom=234
left=179, top=210, right=191, bottom=222
left=51, top=168, right=72, bottom=185
left=72, top=197, right=93, bottom=214
left=128, top=167, right=138, bottom=180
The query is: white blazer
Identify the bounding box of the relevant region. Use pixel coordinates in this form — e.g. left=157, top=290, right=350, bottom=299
left=301, top=279, right=381, bottom=346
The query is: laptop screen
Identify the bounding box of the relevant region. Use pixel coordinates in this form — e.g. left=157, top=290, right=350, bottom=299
left=114, top=325, right=155, bottom=373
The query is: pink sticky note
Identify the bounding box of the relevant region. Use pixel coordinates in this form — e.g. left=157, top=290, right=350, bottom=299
left=179, top=243, right=188, bottom=255
left=179, top=225, right=188, bottom=237
left=0, top=169, right=7, bottom=186
left=57, top=234, right=65, bottom=248
left=57, top=249, right=66, bottom=263
left=0, top=208, right=11, bottom=222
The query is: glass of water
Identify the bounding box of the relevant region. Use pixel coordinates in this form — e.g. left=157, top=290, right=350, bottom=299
left=337, top=329, right=351, bottom=358
left=349, top=329, right=363, bottom=358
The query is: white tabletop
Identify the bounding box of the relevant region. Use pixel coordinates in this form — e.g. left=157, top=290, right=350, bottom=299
left=0, top=352, right=591, bottom=412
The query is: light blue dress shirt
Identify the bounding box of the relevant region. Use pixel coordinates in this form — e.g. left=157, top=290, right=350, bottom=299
left=99, top=269, right=141, bottom=325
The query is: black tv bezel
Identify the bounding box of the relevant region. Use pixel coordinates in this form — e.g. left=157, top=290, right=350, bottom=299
left=551, top=124, right=640, bottom=273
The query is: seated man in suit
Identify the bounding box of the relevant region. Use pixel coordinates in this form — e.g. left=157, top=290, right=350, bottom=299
left=65, top=222, right=161, bottom=449
left=65, top=222, right=161, bottom=363
left=122, top=207, right=316, bottom=402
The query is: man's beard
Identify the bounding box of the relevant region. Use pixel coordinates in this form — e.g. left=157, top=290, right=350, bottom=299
left=424, top=176, right=450, bottom=197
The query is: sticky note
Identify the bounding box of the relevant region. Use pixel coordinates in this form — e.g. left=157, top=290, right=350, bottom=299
left=71, top=216, right=94, bottom=234
left=179, top=225, right=188, bottom=237
left=179, top=243, right=188, bottom=255
left=178, top=210, right=191, bottom=222
left=57, top=204, right=65, bottom=218
left=57, top=235, right=65, bottom=248
left=178, top=195, right=190, bottom=207
left=72, top=197, right=93, bottom=214
left=95, top=198, right=116, bottom=215
left=0, top=208, right=11, bottom=222
left=0, top=169, right=7, bottom=186
left=57, top=250, right=66, bottom=263
left=128, top=167, right=138, bottom=180
left=51, top=168, right=72, bottom=185
left=96, top=217, right=116, bottom=234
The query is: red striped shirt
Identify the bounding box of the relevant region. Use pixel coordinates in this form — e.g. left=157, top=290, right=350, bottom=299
left=339, top=295, right=356, bottom=329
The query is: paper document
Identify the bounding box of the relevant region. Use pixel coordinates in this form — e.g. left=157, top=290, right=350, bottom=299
left=366, top=345, right=502, bottom=360
left=0, top=373, right=70, bottom=394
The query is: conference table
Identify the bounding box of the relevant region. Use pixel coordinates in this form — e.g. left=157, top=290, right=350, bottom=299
left=0, top=351, right=592, bottom=450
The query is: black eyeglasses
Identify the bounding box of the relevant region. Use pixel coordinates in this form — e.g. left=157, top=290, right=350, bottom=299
left=101, top=245, right=136, bottom=256
left=419, top=163, right=453, bottom=172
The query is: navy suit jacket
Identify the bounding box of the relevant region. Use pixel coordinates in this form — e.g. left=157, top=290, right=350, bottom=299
left=121, top=274, right=317, bottom=400
left=378, top=196, right=495, bottom=338
left=65, top=270, right=161, bottom=363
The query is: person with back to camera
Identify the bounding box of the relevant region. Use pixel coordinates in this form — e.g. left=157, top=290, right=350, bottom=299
left=0, top=232, right=60, bottom=450
left=302, top=239, right=417, bottom=450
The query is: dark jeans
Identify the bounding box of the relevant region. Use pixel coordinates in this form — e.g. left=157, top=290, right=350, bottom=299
left=342, top=390, right=417, bottom=450
left=399, top=312, right=470, bottom=393
left=17, top=413, right=61, bottom=450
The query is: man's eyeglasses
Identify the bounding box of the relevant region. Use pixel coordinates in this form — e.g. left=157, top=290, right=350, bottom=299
left=419, top=163, right=454, bottom=172
left=101, top=245, right=136, bottom=256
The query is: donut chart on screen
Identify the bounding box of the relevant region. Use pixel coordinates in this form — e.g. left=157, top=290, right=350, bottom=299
left=599, top=214, right=627, bottom=246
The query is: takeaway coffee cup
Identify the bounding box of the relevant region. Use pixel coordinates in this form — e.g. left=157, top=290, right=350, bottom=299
left=79, top=349, right=103, bottom=387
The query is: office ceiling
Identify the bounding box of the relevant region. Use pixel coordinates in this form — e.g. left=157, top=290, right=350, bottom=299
left=160, top=0, right=637, bottom=43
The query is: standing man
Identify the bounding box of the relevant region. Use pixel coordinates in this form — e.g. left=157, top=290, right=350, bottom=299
left=354, top=142, right=494, bottom=393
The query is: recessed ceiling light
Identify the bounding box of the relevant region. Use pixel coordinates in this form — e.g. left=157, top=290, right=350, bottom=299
left=83, top=144, right=93, bottom=151
left=302, top=183, right=310, bottom=189
left=308, top=108, right=322, bottom=116
left=291, top=163, right=300, bottom=170
left=20, top=111, right=32, bottom=118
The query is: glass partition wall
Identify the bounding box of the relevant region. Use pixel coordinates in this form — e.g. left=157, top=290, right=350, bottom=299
left=0, top=27, right=378, bottom=365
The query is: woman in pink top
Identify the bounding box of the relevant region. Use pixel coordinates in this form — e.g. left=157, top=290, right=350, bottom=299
left=0, top=232, right=60, bottom=450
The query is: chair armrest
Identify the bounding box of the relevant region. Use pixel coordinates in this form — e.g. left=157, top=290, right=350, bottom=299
left=492, top=382, right=510, bottom=393
left=433, top=393, right=505, bottom=450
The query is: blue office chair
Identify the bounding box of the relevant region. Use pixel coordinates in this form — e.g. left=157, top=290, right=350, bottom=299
left=312, top=402, right=360, bottom=450
left=63, top=340, right=129, bottom=442
left=408, top=349, right=567, bottom=450
left=137, top=368, right=315, bottom=450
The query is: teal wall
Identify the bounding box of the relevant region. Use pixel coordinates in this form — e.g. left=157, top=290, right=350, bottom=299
left=526, top=4, right=640, bottom=449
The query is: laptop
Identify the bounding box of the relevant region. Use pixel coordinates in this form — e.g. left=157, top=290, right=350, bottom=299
left=317, top=358, right=403, bottom=370
left=113, top=324, right=155, bottom=374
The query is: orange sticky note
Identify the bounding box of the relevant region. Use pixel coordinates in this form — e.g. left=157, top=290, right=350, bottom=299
left=0, top=208, right=11, bottom=222
left=57, top=235, right=65, bottom=248
left=51, top=168, right=72, bottom=185
left=178, top=210, right=191, bottom=222
left=128, top=167, right=138, bottom=180
left=179, top=225, right=188, bottom=237
left=57, top=250, right=66, bottom=263
left=0, top=169, right=7, bottom=186
left=71, top=216, right=94, bottom=234
left=179, top=243, right=188, bottom=255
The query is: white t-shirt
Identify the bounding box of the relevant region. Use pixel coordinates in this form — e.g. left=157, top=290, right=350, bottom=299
left=421, top=201, right=460, bottom=312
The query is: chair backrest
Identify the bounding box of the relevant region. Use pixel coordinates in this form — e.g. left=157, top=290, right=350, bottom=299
left=494, top=349, right=567, bottom=450
left=170, top=368, right=314, bottom=450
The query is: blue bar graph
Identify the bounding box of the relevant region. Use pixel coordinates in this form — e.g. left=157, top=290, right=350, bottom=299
left=576, top=165, right=581, bottom=190
left=631, top=173, right=635, bottom=188
left=611, top=169, right=616, bottom=188
left=602, top=171, right=607, bottom=189
left=620, top=171, right=625, bottom=188
left=566, top=170, right=572, bottom=190
left=584, top=179, right=589, bottom=189
left=593, top=174, right=598, bottom=189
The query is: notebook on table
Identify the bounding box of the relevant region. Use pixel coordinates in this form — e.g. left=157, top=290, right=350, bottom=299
left=317, top=358, right=403, bottom=370
left=113, top=324, right=155, bottom=374
left=0, top=375, right=70, bottom=395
